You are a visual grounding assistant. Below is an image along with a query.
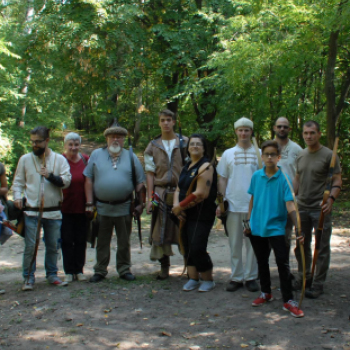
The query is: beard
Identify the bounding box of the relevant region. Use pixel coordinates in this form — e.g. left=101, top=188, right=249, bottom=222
left=276, top=133, right=288, bottom=140
left=33, top=147, right=46, bottom=156
left=108, top=144, right=121, bottom=155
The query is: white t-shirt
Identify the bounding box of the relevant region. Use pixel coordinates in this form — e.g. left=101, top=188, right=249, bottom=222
left=144, top=139, right=176, bottom=172
left=217, top=145, right=260, bottom=213
left=277, top=139, right=302, bottom=182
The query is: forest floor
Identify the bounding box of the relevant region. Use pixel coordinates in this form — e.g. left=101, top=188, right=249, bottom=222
left=0, top=135, right=349, bottom=350
left=0, top=217, right=349, bottom=350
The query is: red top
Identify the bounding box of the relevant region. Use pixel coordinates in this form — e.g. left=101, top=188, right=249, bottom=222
left=62, top=154, right=89, bottom=214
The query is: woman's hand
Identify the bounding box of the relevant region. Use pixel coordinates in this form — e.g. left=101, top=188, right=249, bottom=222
left=172, top=205, right=182, bottom=217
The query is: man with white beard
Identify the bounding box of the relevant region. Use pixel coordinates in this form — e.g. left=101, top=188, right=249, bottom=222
left=84, top=122, right=145, bottom=283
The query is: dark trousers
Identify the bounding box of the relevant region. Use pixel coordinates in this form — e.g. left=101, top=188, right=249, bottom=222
left=94, top=215, right=132, bottom=276
left=249, top=234, right=293, bottom=303
left=295, top=210, right=332, bottom=289
left=61, top=213, right=88, bottom=275
left=182, top=219, right=214, bottom=273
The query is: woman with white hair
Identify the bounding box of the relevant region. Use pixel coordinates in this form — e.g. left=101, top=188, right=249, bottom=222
left=61, top=132, right=89, bottom=282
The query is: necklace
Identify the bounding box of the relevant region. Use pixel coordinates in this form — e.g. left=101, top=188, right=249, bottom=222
left=111, top=155, right=119, bottom=170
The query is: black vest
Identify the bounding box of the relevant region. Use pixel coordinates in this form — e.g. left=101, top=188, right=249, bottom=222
left=178, top=157, right=217, bottom=221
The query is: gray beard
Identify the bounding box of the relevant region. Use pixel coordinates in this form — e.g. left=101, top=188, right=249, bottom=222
left=108, top=144, right=121, bottom=155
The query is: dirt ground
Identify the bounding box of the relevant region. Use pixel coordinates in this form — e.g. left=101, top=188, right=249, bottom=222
left=0, top=221, right=349, bottom=350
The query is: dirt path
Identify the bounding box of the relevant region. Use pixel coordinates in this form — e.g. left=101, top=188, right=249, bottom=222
left=0, top=223, right=349, bottom=350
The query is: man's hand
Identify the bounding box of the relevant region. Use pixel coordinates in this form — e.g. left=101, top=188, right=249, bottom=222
left=134, top=204, right=143, bottom=217
left=146, top=201, right=153, bottom=215
left=85, top=204, right=95, bottom=220
left=321, top=197, right=334, bottom=215
left=14, top=199, right=23, bottom=210
left=39, top=166, right=49, bottom=179
left=243, top=228, right=251, bottom=237
left=296, top=235, right=305, bottom=245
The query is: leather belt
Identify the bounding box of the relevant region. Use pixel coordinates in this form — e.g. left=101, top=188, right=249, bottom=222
left=96, top=195, right=132, bottom=205
left=25, top=206, right=61, bottom=212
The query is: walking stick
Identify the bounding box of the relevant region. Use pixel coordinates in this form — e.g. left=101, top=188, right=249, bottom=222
left=25, top=153, right=46, bottom=286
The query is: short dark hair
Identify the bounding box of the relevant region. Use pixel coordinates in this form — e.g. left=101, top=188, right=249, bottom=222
left=303, top=120, right=320, bottom=132
left=187, top=133, right=209, bottom=158
left=30, top=126, right=50, bottom=139
left=159, top=109, right=176, bottom=121
left=261, top=140, right=281, bottom=155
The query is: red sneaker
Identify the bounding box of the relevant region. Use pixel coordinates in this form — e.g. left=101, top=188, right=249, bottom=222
left=252, top=292, right=274, bottom=307
left=283, top=300, right=304, bottom=318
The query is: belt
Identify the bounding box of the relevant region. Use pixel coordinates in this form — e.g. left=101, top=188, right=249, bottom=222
left=96, top=195, right=132, bottom=205
left=25, top=206, right=61, bottom=212
left=156, top=185, right=176, bottom=191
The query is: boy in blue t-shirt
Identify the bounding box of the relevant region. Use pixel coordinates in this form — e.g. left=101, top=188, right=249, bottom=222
left=244, top=140, right=304, bottom=318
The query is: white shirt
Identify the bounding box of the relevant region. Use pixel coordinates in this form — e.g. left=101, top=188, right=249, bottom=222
left=217, top=145, right=260, bottom=213
left=277, top=139, right=303, bottom=182
left=12, top=150, right=71, bottom=219
left=144, top=139, right=176, bottom=172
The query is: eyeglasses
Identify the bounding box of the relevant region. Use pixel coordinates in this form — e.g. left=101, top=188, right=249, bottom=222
left=262, top=153, right=278, bottom=158
left=189, top=142, right=203, bottom=147
left=276, top=125, right=289, bottom=129
left=108, top=136, right=125, bottom=140
left=29, top=139, right=45, bottom=145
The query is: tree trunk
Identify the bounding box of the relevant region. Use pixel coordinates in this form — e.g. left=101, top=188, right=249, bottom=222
left=18, top=0, right=34, bottom=126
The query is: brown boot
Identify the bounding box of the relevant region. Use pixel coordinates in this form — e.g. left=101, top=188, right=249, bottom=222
left=157, top=255, right=170, bottom=280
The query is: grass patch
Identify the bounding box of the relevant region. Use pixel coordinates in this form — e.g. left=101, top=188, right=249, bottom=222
left=0, top=266, right=22, bottom=274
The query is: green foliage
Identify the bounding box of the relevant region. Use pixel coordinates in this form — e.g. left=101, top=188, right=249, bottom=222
left=0, top=0, right=349, bottom=176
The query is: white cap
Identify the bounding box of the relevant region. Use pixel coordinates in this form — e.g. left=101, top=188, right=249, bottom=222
left=234, top=117, right=253, bottom=130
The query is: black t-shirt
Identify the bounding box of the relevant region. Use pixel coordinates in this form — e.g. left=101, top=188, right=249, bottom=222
left=178, top=157, right=217, bottom=221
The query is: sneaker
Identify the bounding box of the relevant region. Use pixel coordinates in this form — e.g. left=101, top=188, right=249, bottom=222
left=245, top=280, right=260, bottom=292
left=76, top=273, right=87, bottom=282
left=22, top=283, right=34, bottom=291
left=252, top=292, right=274, bottom=307
left=47, top=276, right=68, bottom=287
left=226, top=281, right=244, bottom=292
left=120, top=272, right=136, bottom=281
left=283, top=300, right=304, bottom=318
left=198, top=281, right=216, bottom=292
left=0, top=289, right=5, bottom=294
left=292, top=277, right=312, bottom=291
left=305, top=287, right=324, bottom=299
left=89, top=274, right=105, bottom=283
left=64, top=274, right=74, bottom=283
left=183, top=279, right=200, bottom=291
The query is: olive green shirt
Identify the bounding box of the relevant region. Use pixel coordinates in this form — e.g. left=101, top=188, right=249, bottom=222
left=296, top=146, right=341, bottom=210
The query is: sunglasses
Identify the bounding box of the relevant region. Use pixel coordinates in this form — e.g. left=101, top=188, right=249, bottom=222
left=276, top=125, right=289, bottom=129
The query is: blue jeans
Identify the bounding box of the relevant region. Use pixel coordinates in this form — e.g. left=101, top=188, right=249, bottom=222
left=23, top=215, right=62, bottom=283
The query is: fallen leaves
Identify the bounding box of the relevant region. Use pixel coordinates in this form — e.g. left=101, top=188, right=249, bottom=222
left=161, top=331, right=171, bottom=337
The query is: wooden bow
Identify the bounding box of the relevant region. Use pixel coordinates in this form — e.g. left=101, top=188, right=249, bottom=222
left=178, top=149, right=216, bottom=274
left=26, top=153, right=46, bottom=286
left=311, top=123, right=340, bottom=283
left=281, top=169, right=306, bottom=308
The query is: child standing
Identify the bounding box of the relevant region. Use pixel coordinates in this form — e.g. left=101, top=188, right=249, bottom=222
left=245, top=140, right=304, bottom=318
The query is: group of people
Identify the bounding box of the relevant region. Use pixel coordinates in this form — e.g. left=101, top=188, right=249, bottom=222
left=0, top=110, right=341, bottom=319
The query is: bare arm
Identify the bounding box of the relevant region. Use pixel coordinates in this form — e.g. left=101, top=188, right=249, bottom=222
left=218, top=176, right=228, bottom=195
left=216, top=176, right=228, bottom=216
left=84, top=177, right=94, bottom=204
left=0, top=172, right=8, bottom=198
left=322, top=173, right=342, bottom=215
left=243, top=196, right=254, bottom=235
left=146, top=172, right=155, bottom=214
left=292, top=173, right=300, bottom=195
left=172, top=163, right=214, bottom=216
